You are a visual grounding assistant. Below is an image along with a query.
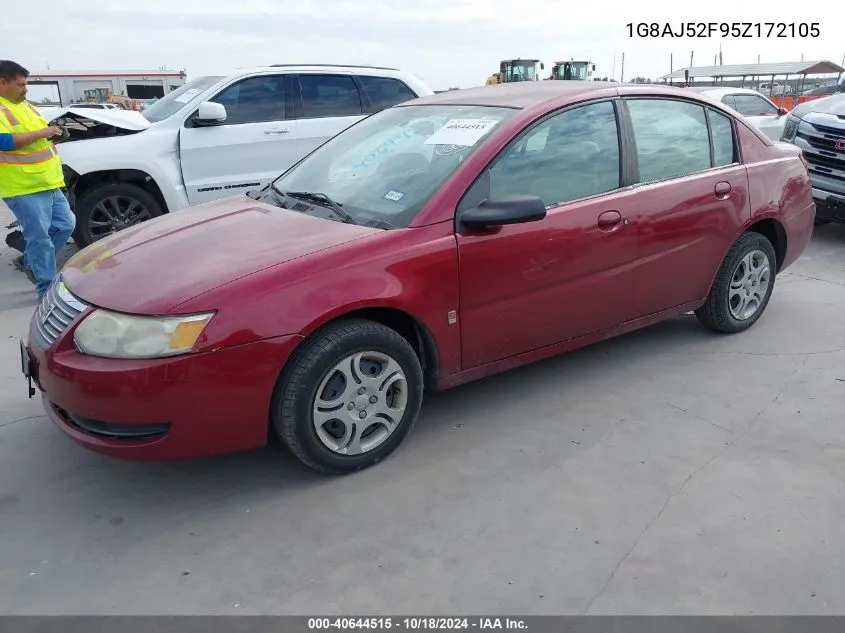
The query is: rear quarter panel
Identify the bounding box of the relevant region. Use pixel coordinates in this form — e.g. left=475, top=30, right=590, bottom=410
left=738, top=123, right=815, bottom=270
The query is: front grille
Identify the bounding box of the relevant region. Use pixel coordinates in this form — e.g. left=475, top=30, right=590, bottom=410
left=33, top=276, right=89, bottom=348
left=805, top=153, right=845, bottom=180
left=796, top=119, right=845, bottom=185
left=809, top=121, right=845, bottom=138
left=801, top=132, right=844, bottom=153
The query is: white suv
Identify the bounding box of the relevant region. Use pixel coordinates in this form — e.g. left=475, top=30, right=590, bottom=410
left=43, top=64, right=434, bottom=246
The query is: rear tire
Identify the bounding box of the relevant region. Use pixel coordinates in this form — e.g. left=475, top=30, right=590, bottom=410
left=73, top=182, right=163, bottom=248
left=271, top=319, right=424, bottom=475
left=695, top=232, right=777, bottom=334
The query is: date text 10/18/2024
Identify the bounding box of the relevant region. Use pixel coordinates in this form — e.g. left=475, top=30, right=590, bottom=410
left=308, top=618, right=528, bottom=630
left=626, top=22, right=820, bottom=38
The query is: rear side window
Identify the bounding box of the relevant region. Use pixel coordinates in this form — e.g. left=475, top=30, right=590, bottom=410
left=731, top=94, right=778, bottom=116
left=708, top=109, right=736, bottom=167
left=720, top=95, right=737, bottom=109
left=627, top=98, right=711, bottom=182
left=359, top=76, right=417, bottom=112
left=298, top=74, right=363, bottom=118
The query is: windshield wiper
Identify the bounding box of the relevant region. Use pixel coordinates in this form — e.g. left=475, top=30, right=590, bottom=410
left=282, top=190, right=356, bottom=224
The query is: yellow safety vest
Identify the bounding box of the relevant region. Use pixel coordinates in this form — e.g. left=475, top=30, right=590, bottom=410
left=0, top=96, right=64, bottom=198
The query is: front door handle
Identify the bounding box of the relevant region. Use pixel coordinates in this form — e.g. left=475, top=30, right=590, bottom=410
left=597, top=210, right=626, bottom=231
left=265, top=128, right=290, bottom=135
left=715, top=181, right=732, bottom=197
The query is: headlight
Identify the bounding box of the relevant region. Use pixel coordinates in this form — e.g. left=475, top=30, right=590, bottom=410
left=74, top=310, right=215, bottom=359
left=781, top=115, right=800, bottom=142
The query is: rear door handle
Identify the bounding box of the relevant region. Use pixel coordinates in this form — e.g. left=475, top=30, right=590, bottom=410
left=597, top=210, right=626, bottom=231
left=265, top=128, right=290, bottom=135
left=715, top=181, right=732, bottom=197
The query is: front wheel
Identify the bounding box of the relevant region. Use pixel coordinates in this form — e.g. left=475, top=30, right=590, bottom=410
left=695, top=231, right=777, bottom=334
left=271, top=319, right=424, bottom=474
left=73, top=182, right=163, bottom=247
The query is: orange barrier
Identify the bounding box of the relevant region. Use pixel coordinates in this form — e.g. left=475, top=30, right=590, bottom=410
left=770, top=94, right=826, bottom=109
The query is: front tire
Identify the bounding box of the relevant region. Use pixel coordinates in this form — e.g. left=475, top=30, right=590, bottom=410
left=695, top=231, right=777, bottom=334
left=271, top=319, right=424, bottom=475
left=73, top=182, right=163, bottom=247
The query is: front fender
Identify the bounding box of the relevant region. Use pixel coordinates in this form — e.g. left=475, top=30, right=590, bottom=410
left=177, top=223, right=463, bottom=380
left=57, top=131, right=189, bottom=213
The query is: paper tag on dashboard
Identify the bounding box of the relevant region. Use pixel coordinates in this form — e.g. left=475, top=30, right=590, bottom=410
left=424, top=119, right=499, bottom=146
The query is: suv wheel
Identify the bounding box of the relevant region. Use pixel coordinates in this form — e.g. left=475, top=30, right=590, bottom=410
left=695, top=231, right=777, bottom=334
left=73, top=182, right=163, bottom=247
left=271, top=319, right=424, bottom=474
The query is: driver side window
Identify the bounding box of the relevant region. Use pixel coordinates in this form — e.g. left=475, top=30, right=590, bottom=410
left=210, top=75, right=287, bottom=125
left=460, top=101, right=622, bottom=211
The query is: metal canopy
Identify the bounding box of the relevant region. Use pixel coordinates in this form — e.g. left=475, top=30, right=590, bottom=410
left=660, top=60, right=844, bottom=80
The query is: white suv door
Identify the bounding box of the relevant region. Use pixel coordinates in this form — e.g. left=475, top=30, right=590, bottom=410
left=722, top=93, right=787, bottom=141
left=179, top=73, right=298, bottom=205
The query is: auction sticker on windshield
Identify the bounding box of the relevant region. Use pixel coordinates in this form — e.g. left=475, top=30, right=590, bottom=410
left=174, top=89, right=202, bottom=104
left=383, top=190, right=406, bottom=202
left=424, top=119, right=500, bottom=146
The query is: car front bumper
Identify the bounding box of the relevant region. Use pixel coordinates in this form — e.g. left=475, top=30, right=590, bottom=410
left=21, top=316, right=302, bottom=461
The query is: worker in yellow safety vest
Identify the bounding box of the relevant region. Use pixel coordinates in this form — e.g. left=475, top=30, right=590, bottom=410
left=0, top=60, right=76, bottom=299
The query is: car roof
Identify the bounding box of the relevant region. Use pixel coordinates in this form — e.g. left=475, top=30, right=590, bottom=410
left=233, top=64, right=409, bottom=76
left=402, top=81, right=753, bottom=110
left=404, top=81, right=621, bottom=109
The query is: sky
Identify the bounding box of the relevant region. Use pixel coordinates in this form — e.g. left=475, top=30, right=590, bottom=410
left=4, top=0, right=844, bottom=92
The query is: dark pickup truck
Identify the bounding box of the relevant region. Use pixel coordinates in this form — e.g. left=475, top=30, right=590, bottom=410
left=780, top=90, right=845, bottom=224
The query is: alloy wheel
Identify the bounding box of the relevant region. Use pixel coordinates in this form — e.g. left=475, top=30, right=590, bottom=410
left=728, top=249, right=771, bottom=321
left=88, top=196, right=152, bottom=241
left=312, top=351, right=409, bottom=455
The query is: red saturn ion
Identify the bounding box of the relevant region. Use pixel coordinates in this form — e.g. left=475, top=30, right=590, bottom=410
left=20, top=81, right=815, bottom=474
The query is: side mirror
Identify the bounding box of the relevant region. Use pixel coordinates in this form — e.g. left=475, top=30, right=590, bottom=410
left=461, top=195, right=546, bottom=230
left=777, top=107, right=788, bottom=116
left=194, top=101, right=227, bottom=126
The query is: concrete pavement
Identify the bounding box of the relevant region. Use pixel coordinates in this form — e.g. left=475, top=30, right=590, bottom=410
left=1, top=202, right=844, bottom=615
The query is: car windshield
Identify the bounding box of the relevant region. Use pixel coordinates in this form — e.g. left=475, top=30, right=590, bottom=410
left=270, top=104, right=517, bottom=227
left=141, top=76, right=224, bottom=123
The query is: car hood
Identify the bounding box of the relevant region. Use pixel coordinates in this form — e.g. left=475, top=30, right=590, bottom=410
left=61, top=195, right=381, bottom=314
left=39, top=105, right=151, bottom=131
left=792, top=94, right=845, bottom=119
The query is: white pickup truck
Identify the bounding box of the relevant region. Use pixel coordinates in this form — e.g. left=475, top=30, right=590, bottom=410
left=41, top=64, right=433, bottom=247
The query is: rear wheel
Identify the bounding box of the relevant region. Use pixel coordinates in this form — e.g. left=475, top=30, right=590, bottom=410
left=271, top=319, right=424, bottom=474
left=695, top=232, right=777, bottom=334
left=73, top=182, right=163, bottom=247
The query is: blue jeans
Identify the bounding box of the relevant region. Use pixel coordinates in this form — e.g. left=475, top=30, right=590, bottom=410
left=4, top=188, right=76, bottom=297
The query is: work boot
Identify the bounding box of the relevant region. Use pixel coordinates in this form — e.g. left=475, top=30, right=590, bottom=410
left=12, top=255, right=37, bottom=286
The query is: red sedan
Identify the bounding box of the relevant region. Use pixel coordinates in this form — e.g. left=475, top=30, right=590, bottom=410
left=19, top=81, right=816, bottom=474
